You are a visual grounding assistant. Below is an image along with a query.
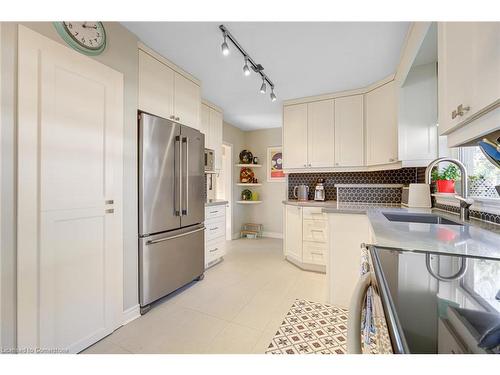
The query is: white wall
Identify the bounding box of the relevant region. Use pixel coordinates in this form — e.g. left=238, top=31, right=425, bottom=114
left=0, top=22, right=140, bottom=349
left=398, top=62, right=438, bottom=163
left=222, top=124, right=285, bottom=238
left=222, top=122, right=248, bottom=238
left=245, top=128, right=286, bottom=238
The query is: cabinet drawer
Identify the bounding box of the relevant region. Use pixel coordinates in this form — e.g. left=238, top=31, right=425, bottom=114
left=205, top=238, right=225, bottom=264
left=205, top=218, right=225, bottom=242
left=302, top=207, right=327, bottom=221
left=303, top=219, right=328, bottom=243
left=205, top=205, right=225, bottom=220
left=302, top=242, right=327, bottom=265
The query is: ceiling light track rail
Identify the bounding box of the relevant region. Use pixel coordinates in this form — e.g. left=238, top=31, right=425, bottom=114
left=219, top=24, right=276, bottom=101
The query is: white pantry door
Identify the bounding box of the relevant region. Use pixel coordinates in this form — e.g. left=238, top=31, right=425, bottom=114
left=17, top=26, right=123, bottom=354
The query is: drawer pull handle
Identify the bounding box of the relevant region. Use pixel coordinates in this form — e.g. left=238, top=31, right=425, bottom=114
left=209, top=248, right=218, bottom=252
left=311, top=252, right=323, bottom=255
left=210, top=227, right=218, bottom=231
left=210, top=211, right=219, bottom=214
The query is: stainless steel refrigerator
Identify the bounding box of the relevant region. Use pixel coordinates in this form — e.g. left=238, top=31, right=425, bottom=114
left=138, top=112, right=205, bottom=313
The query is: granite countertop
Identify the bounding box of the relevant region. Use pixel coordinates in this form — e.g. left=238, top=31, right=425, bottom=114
left=283, top=199, right=402, bottom=213
left=205, top=199, right=228, bottom=207
left=320, top=203, right=500, bottom=261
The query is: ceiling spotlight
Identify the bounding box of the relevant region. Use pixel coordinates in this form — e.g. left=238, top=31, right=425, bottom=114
left=219, top=25, right=276, bottom=100
left=270, top=88, right=277, bottom=102
left=243, top=57, right=251, bottom=76
left=260, top=77, right=267, bottom=94
left=221, top=33, right=229, bottom=56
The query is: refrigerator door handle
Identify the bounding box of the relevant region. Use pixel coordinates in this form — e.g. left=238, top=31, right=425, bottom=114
left=175, top=135, right=182, bottom=216
left=146, top=226, right=205, bottom=245
left=182, top=136, right=189, bottom=216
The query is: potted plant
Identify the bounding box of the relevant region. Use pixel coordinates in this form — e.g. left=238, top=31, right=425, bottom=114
left=431, top=165, right=461, bottom=193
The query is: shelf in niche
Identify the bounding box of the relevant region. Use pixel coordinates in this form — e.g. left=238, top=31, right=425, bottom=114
left=236, top=200, right=262, bottom=204
left=235, top=164, right=262, bottom=168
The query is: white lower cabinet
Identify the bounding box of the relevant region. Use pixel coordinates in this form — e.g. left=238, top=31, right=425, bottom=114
left=284, top=205, right=328, bottom=270
left=204, top=204, right=226, bottom=268
left=327, top=213, right=373, bottom=308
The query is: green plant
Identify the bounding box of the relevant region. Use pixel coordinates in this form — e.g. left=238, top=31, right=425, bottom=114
left=431, top=165, right=461, bottom=181
left=440, top=165, right=461, bottom=181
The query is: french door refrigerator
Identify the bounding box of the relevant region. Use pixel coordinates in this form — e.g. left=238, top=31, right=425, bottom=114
left=138, top=112, right=205, bottom=313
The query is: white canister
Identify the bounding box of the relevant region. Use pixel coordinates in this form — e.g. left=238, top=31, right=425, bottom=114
left=402, top=183, right=431, bottom=208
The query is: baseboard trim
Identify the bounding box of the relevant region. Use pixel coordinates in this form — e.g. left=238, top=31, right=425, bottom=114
left=122, top=304, right=140, bottom=325
left=262, top=231, right=283, bottom=239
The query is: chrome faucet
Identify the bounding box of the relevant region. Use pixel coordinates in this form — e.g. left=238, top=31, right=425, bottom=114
left=425, top=158, right=474, bottom=221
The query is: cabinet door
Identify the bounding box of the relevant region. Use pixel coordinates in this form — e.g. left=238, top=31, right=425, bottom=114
left=283, top=104, right=308, bottom=169
left=210, top=108, right=223, bottom=170
left=200, top=103, right=210, bottom=145
left=138, top=50, right=174, bottom=120
left=365, top=81, right=398, bottom=166
left=334, top=95, right=364, bottom=166
left=438, top=22, right=500, bottom=135
left=307, top=100, right=335, bottom=168
left=174, top=72, right=201, bottom=129
left=285, top=205, right=302, bottom=262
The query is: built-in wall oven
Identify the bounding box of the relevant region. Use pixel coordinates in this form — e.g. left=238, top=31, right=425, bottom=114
left=204, top=148, right=215, bottom=173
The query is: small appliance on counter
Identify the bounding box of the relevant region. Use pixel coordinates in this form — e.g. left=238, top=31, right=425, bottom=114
left=293, top=184, right=309, bottom=201
left=314, top=178, right=326, bottom=201
left=401, top=183, right=431, bottom=208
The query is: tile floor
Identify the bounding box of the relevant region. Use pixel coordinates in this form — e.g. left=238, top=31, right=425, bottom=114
left=82, top=238, right=328, bottom=354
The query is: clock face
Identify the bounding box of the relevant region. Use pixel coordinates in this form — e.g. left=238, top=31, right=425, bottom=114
left=54, top=22, right=106, bottom=55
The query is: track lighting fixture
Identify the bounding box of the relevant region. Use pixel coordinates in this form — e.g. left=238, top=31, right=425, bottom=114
left=219, top=24, right=276, bottom=102
left=270, top=88, right=277, bottom=102
left=243, top=57, right=251, bottom=76
left=260, top=78, right=266, bottom=94
left=221, top=32, right=229, bottom=56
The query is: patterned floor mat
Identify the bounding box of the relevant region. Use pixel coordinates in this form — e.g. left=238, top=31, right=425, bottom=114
left=266, top=299, right=349, bottom=354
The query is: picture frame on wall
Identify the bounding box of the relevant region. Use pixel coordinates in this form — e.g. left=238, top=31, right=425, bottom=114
left=267, top=146, right=285, bottom=182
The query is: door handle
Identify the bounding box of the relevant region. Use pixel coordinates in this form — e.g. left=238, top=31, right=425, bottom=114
left=146, top=226, right=205, bottom=245
left=175, top=135, right=182, bottom=216
left=182, top=137, right=189, bottom=216
left=105, top=199, right=114, bottom=205
left=105, top=208, right=114, bottom=214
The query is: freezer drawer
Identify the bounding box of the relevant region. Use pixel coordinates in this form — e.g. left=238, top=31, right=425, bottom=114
left=139, top=225, right=205, bottom=307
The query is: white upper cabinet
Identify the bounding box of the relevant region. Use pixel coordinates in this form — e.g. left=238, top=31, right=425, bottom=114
left=138, top=50, right=174, bottom=120
left=334, top=95, right=364, bottom=167
left=438, top=22, right=500, bottom=135
left=283, top=103, right=308, bottom=169
left=210, top=108, right=223, bottom=170
left=200, top=103, right=210, bottom=144
left=307, top=100, right=335, bottom=168
left=365, top=81, right=398, bottom=166
left=174, top=72, right=201, bottom=130
left=201, top=102, right=223, bottom=170
left=138, top=48, right=201, bottom=130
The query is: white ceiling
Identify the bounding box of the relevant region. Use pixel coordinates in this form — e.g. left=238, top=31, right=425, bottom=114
left=122, top=22, right=410, bottom=131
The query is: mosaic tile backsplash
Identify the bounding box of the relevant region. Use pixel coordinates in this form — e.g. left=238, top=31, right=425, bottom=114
left=434, top=203, right=500, bottom=225
left=337, top=186, right=403, bottom=203
left=287, top=167, right=426, bottom=201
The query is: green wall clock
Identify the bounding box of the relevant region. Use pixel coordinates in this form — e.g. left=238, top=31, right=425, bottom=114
left=53, top=22, right=107, bottom=56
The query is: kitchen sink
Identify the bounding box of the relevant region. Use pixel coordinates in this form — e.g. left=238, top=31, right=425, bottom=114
left=382, top=212, right=464, bottom=226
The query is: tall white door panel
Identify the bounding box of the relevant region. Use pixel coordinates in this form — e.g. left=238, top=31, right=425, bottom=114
left=17, top=26, right=123, bottom=353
